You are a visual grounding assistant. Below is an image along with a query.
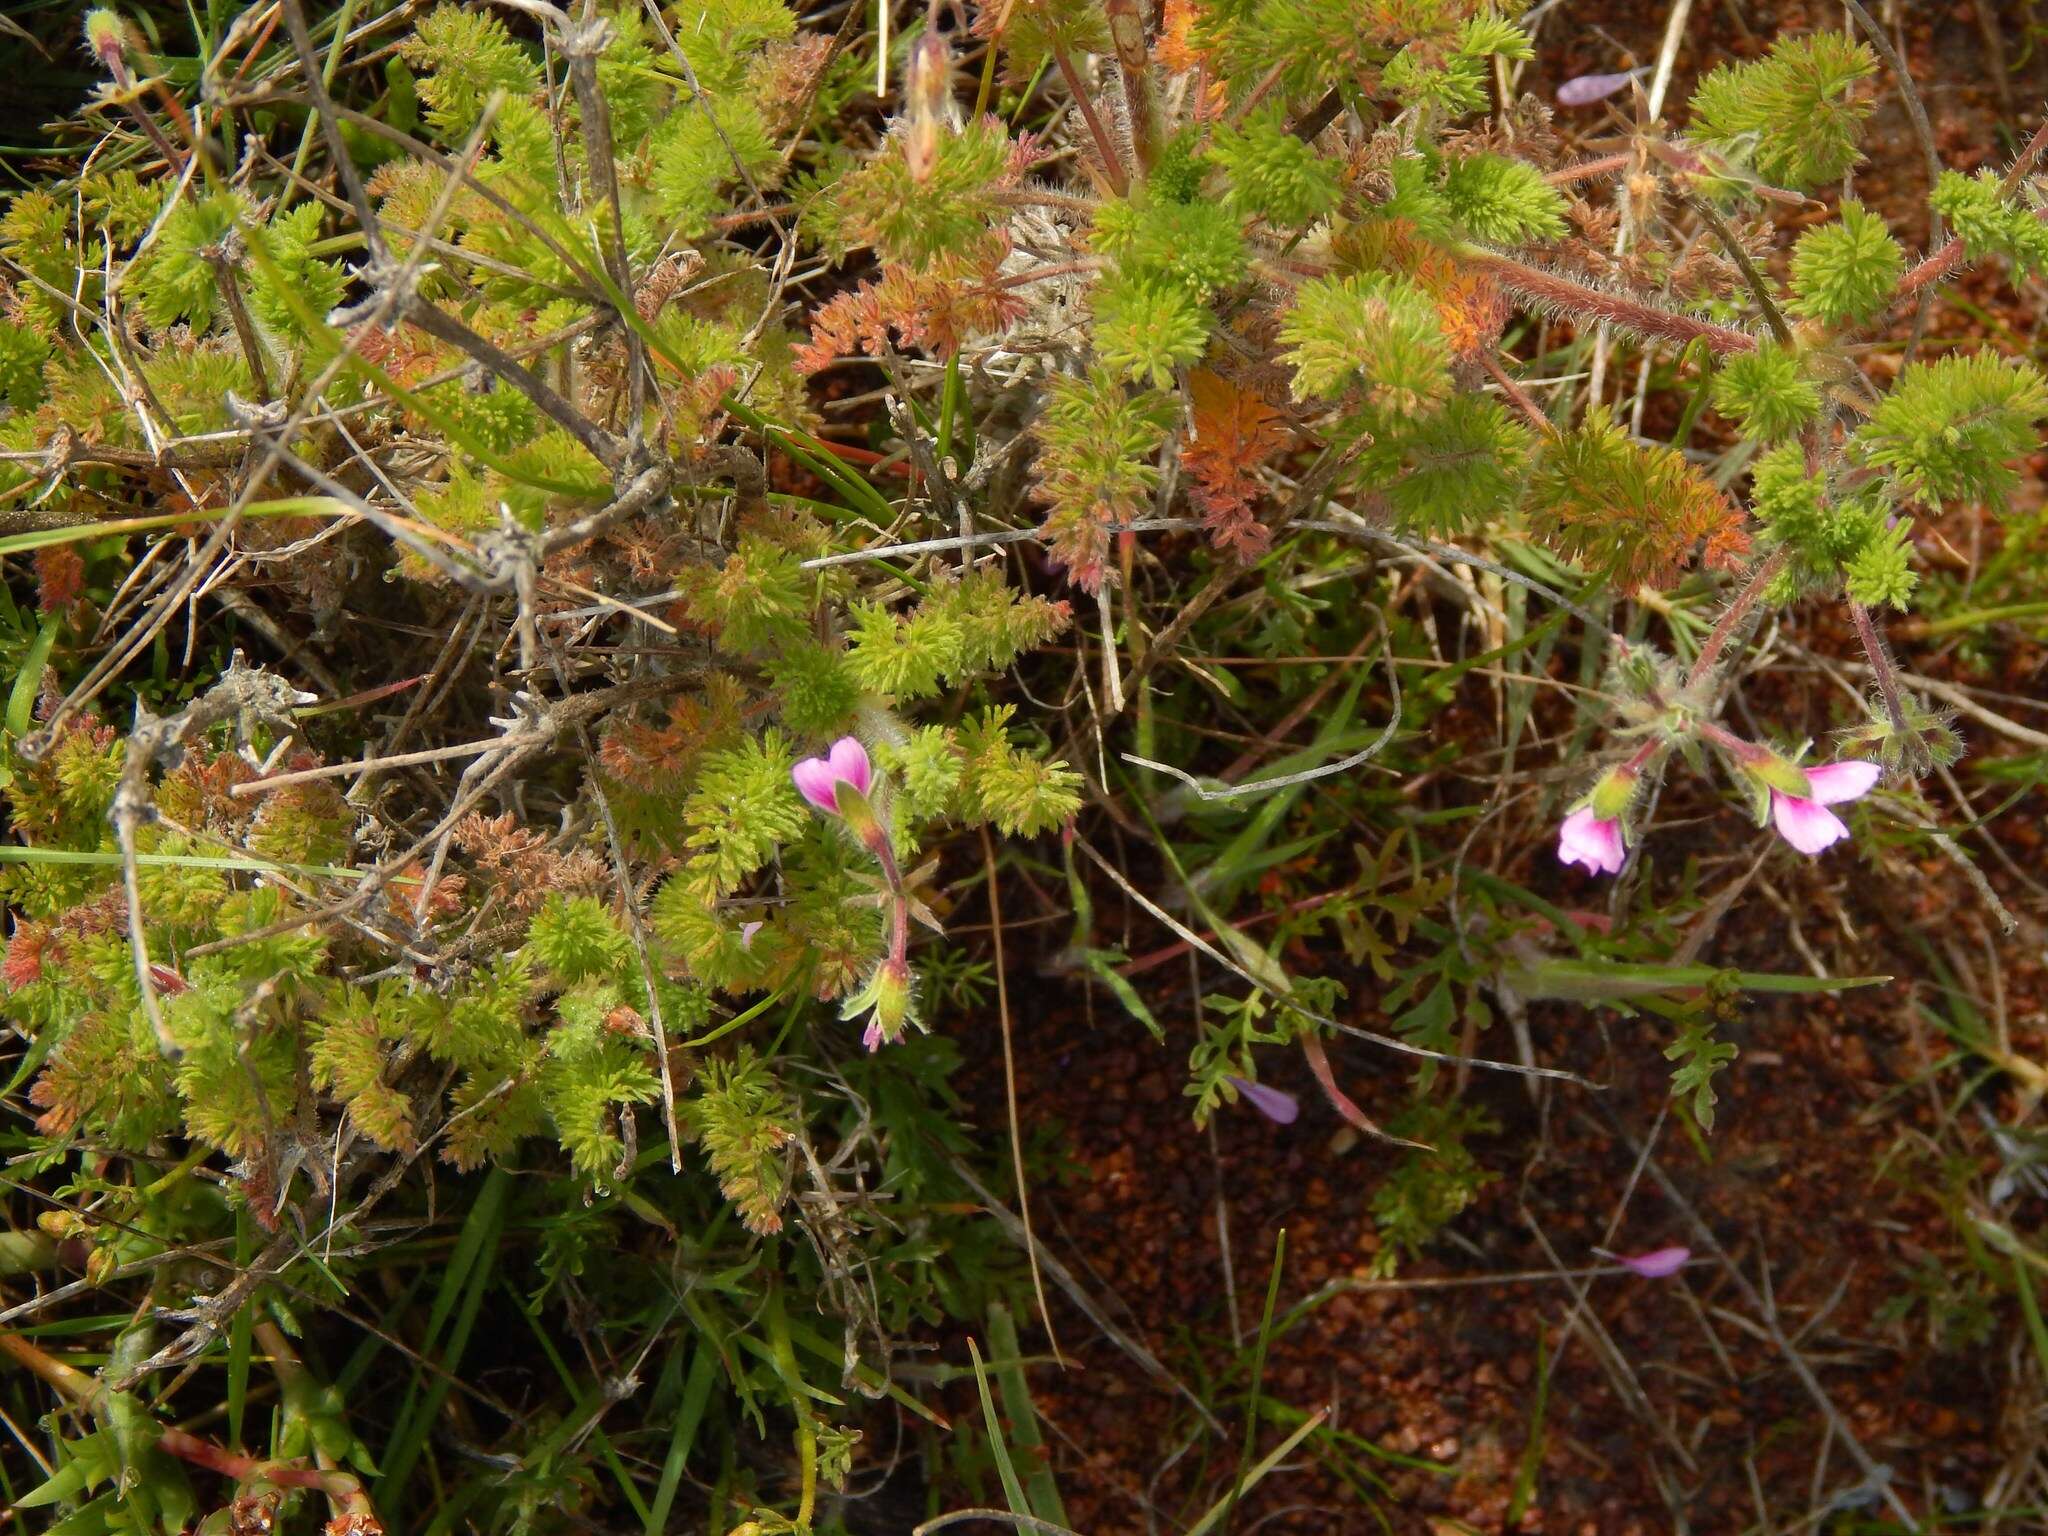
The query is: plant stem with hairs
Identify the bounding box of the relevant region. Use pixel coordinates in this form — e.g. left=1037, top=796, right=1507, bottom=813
left=1047, top=34, right=1130, bottom=195
left=1850, top=600, right=1909, bottom=732
left=1458, top=247, right=1760, bottom=355
left=1685, top=545, right=1791, bottom=689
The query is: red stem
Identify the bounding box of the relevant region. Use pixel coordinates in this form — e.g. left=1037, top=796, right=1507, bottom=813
left=1694, top=718, right=1765, bottom=763
left=1478, top=350, right=1555, bottom=436
left=1893, top=117, right=2048, bottom=304
left=1047, top=36, right=1129, bottom=196
left=1849, top=601, right=1909, bottom=731
left=1620, top=738, right=1663, bottom=776
left=1545, top=152, right=1632, bottom=185
left=156, top=1429, right=334, bottom=1492
left=1460, top=248, right=1759, bottom=356
left=1683, top=545, right=1791, bottom=688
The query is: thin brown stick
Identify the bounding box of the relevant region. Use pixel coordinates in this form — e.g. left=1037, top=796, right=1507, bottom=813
left=1841, top=0, right=1942, bottom=244
left=231, top=734, right=540, bottom=796
left=1603, top=1111, right=1924, bottom=1533
left=981, top=825, right=1062, bottom=1364
left=404, top=302, right=628, bottom=476
left=280, top=0, right=383, bottom=262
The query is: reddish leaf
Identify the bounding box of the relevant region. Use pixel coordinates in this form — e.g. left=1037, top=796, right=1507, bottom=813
left=1181, top=368, right=1288, bottom=563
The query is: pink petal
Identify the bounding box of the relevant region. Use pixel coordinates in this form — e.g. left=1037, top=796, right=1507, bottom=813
left=862, top=1017, right=885, bottom=1052
left=792, top=756, right=841, bottom=813
left=827, top=736, right=872, bottom=799
left=1228, top=1076, right=1300, bottom=1125
left=1557, top=808, right=1626, bottom=875
left=738, top=921, right=764, bottom=950
left=1614, top=1245, right=1691, bottom=1279
left=1557, top=70, right=1638, bottom=107
left=1770, top=791, right=1849, bottom=855
left=1803, top=760, right=1881, bottom=806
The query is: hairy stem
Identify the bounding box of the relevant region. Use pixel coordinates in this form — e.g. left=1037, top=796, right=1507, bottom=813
left=1102, top=0, right=1160, bottom=174
left=1892, top=116, right=2048, bottom=304
left=1458, top=246, right=1759, bottom=355
left=1478, top=349, right=1555, bottom=435
left=1850, top=600, right=1910, bottom=733
left=1693, top=717, right=1766, bottom=763
left=1684, top=545, right=1791, bottom=688
left=1545, top=152, right=1631, bottom=185
left=1047, top=35, right=1130, bottom=195
left=1688, top=197, right=1794, bottom=348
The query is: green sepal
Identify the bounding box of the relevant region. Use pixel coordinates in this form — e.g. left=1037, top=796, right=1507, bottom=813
left=1748, top=754, right=1813, bottom=800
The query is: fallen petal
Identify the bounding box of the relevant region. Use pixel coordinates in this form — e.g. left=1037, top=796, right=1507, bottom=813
left=1557, top=70, right=1638, bottom=107
left=1614, top=1245, right=1691, bottom=1279
left=1228, top=1076, right=1300, bottom=1125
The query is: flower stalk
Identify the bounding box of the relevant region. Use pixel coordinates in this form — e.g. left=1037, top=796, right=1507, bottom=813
left=794, top=737, right=918, bottom=1049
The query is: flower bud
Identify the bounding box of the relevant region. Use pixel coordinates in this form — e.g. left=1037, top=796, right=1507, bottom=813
left=904, top=31, right=951, bottom=184
left=38, top=1209, right=87, bottom=1239
left=85, top=1243, right=118, bottom=1286
left=84, top=10, right=132, bottom=73
left=1586, top=763, right=1640, bottom=822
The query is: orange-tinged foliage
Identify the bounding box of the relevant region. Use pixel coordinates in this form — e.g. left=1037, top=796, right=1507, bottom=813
left=795, top=255, right=1032, bottom=374
left=1182, top=368, right=1289, bottom=562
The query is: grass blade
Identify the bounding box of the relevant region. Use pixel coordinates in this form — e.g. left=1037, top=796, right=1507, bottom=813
left=986, top=1303, right=1066, bottom=1525
left=968, top=1336, right=1032, bottom=1517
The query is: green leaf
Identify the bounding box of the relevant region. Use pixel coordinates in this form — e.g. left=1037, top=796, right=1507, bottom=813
left=1080, top=949, right=1165, bottom=1041
left=16, top=1457, right=93, bottom=1509
left=1505, top=958, right=1890, bottom=1001
left=967, top=1336, right=1032, bottom=1517
left=8, top=611, right=58, bottom=741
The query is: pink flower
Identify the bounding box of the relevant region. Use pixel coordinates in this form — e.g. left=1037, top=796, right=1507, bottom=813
left=792, top=736, right=873, bottom=816
left=1612, top=1245, right=1691, bottom=1279
left=1556, top=69, right=1641, bottom=107
left=1227, top=1076, right=1300, bottom=1125
left=1769, top=760, right=1881, bottom=856
left=1557, top=806, right=1626, bottom=876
